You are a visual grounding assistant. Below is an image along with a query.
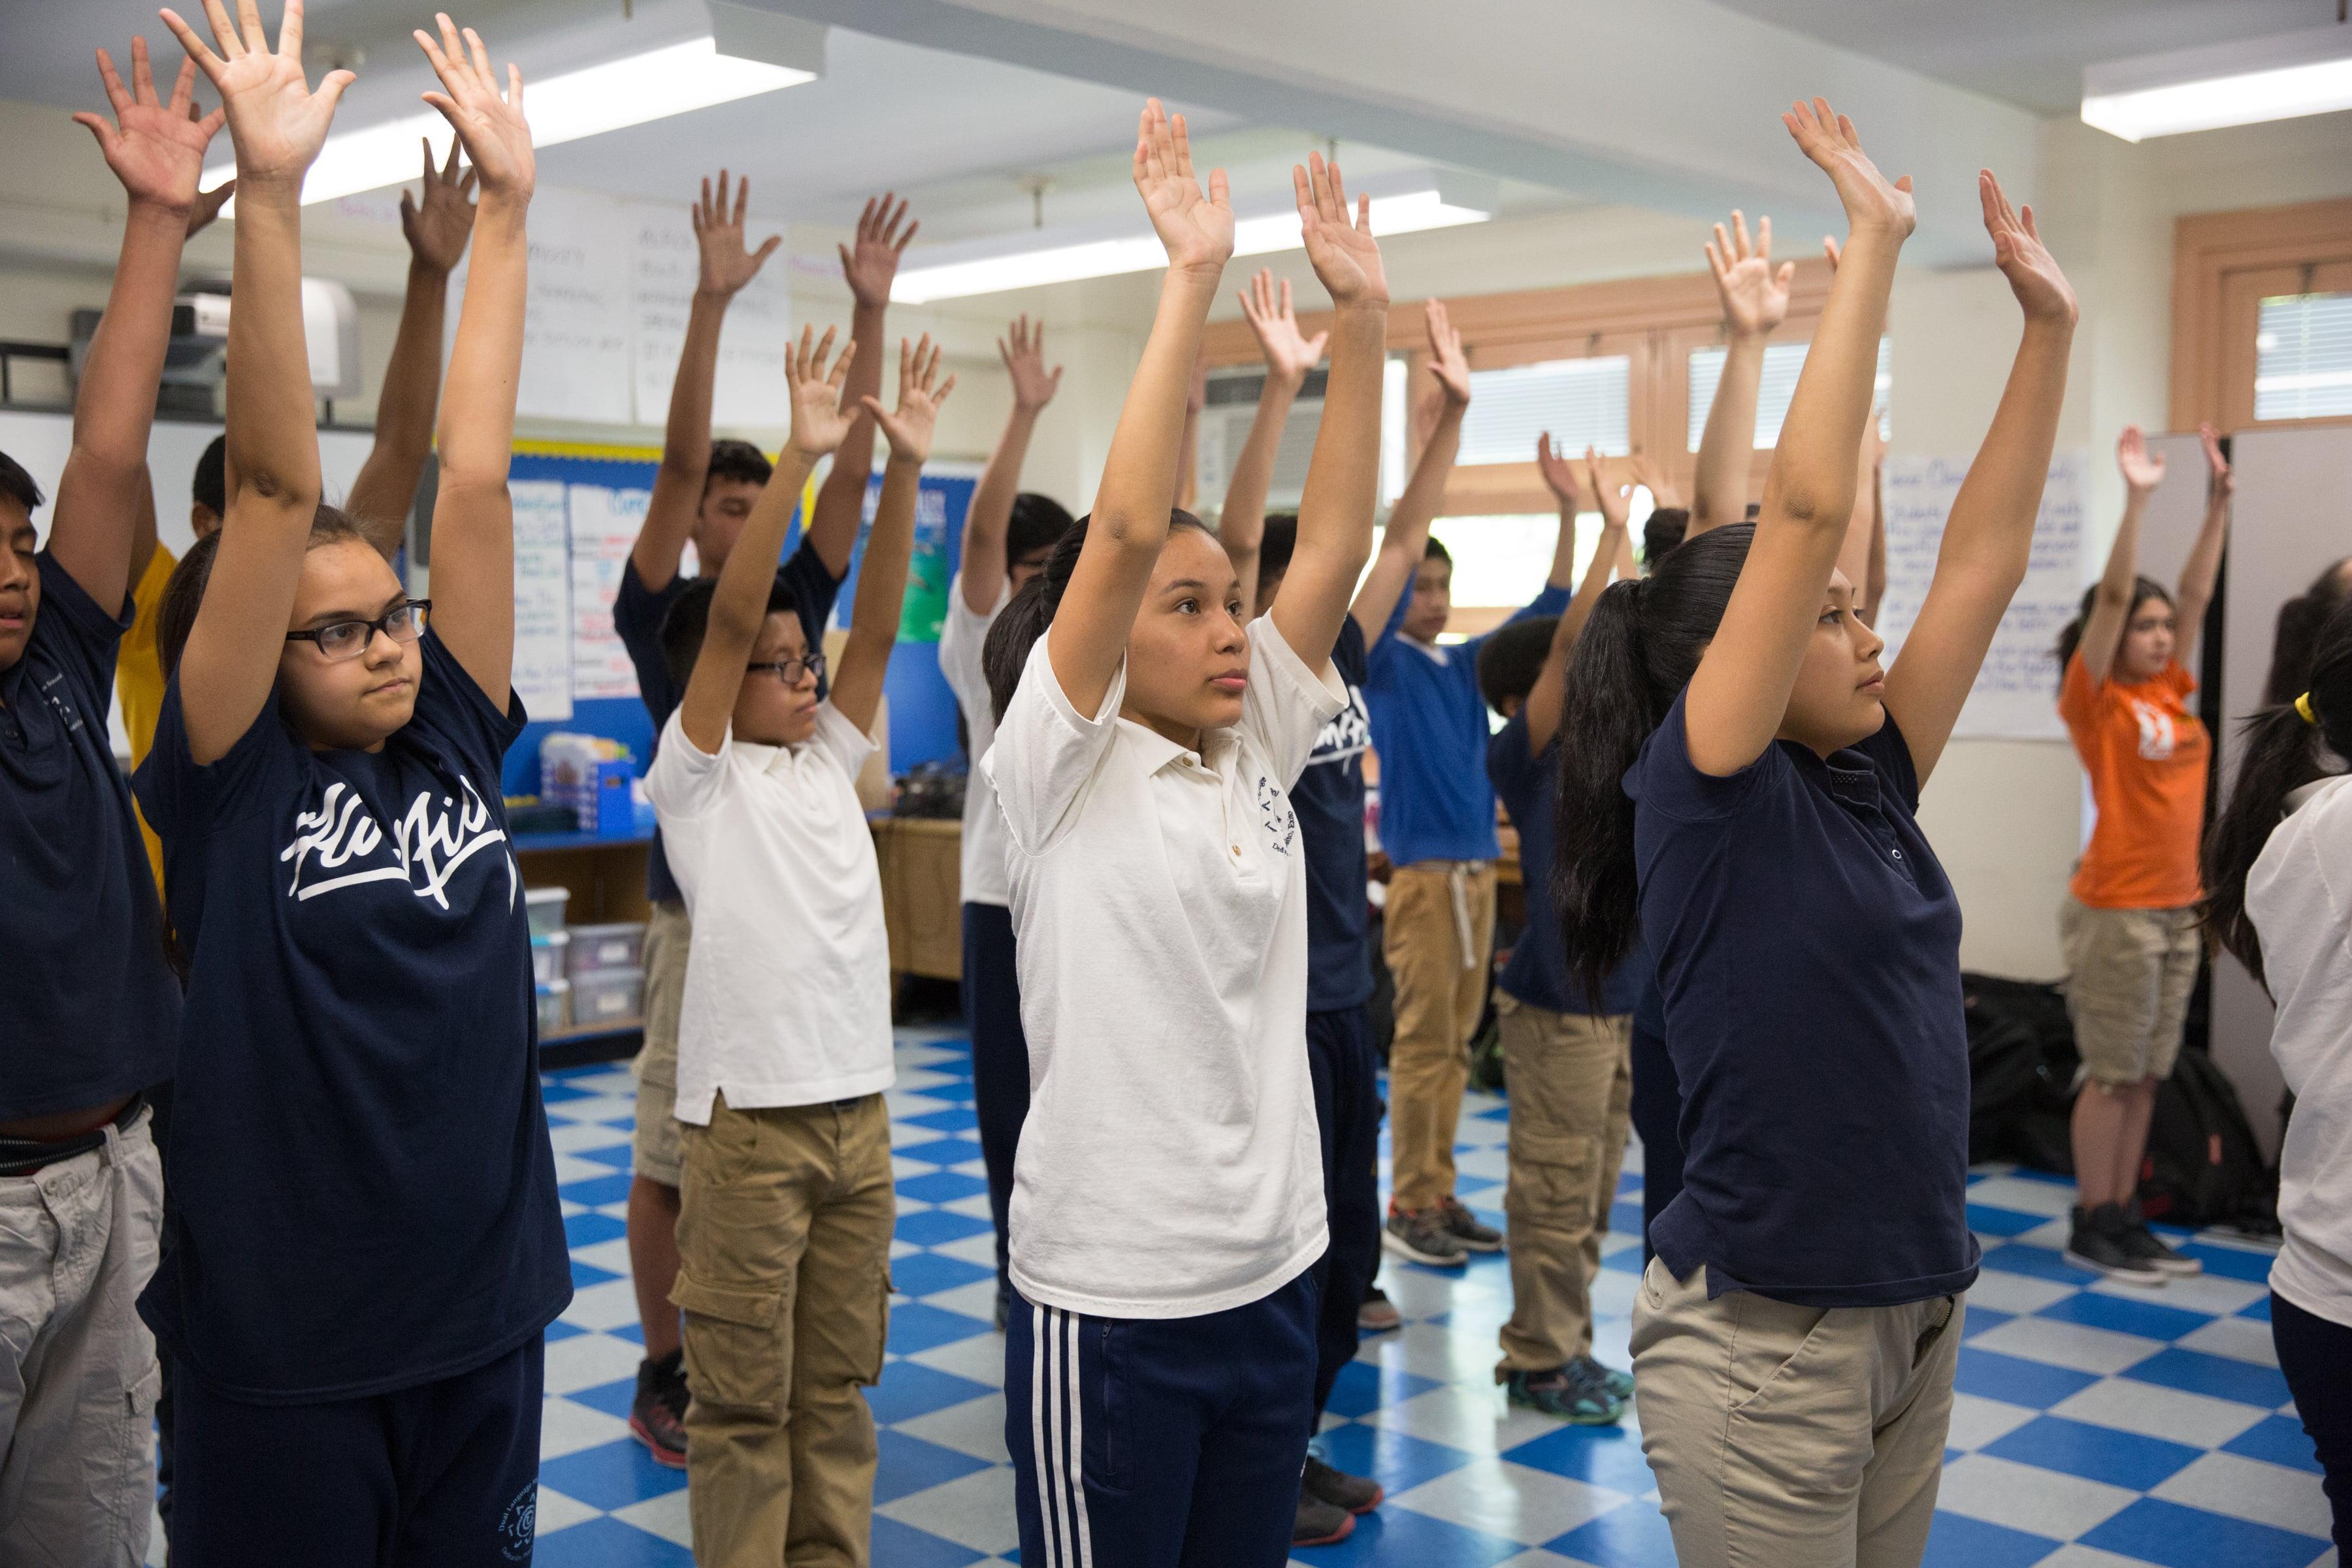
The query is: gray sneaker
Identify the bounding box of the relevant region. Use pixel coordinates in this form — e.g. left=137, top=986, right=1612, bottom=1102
left=2063, top=1203, right=2166, bottom=1287
left=2121, top=1200, right=2202, bottom=1276
left=1383, top=1207, right=1469, bottom=1267
left=1439, top=1195, right=1505, bottom=1252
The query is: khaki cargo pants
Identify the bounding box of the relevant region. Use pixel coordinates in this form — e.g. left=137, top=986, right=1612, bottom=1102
left=674, top=1092, right=895, bottom=1567
left=1384, top=860, right=1497, bottom=1213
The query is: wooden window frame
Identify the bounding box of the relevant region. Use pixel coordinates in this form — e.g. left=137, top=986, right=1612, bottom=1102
left=2170, top=197, right=2352, bottom=434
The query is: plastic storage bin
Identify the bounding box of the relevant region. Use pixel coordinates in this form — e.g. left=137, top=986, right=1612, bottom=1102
left=566, top=921, right=646, bottom=977
left=530, top=930, right=569, bottom=986
left=570, top=967, right=643, bottom=1027
left=525, top=887, right=570, bottom=939
left=536, top=978, right=571, bottom=1036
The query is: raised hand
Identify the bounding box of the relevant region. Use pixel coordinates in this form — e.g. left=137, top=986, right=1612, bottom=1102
left=160, top=0, right=353, bottom=189
left=862, top=335, right=956, bottom=466
left=1978, top=169, right=2074, bottom=326
left=1535, top=434, right=1582, bottom=510
left=2116, top=425, right=2166, bottom=495
left=414, top=15, right=531, bottom=202
left=1705, top=210, right=1794, bottom=337
left=2200, top=421, right=2232, bottom=500
left=1586, top=446, right=1631, bottom=529
left=840, top=195, right=913, bottom=309
left=1782, top=97, right=1914, bottom=239
left=1237, top=270, right=1325, bottom=383
left=783, top=325, right=858, bottom=459
left=1424, top=298, right=1470, bottom=406
left=74, top=37, right=223, bottom=216
left=999, top=314, right=1062, bottom=412
left=186, top=176, right=235, bottom=235
left=1630, top=451, right=1681, bottom=508
left=1133, top=98, right=1232, bottom=279
left=692, top=169, right=781, bottom=298
left=401, top=136, right=477, bottom=274
left=1294, top=150, right=1386, bottom=310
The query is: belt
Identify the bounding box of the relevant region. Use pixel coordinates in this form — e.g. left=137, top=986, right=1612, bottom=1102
left=0, top=1093, right=148, bottom=1179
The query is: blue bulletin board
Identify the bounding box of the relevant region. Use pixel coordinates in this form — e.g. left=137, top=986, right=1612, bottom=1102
left=495, top=442, right=973, bottom=801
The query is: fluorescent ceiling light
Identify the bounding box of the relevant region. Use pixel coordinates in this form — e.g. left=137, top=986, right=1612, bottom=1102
left=2082, top=24, right=2352, bottom=142
left=203, top=36, right=811, bottom=207
left=892, top=186, right=1494, bottom=304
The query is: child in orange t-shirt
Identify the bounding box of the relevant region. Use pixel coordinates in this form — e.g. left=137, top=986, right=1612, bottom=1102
left=2053, top=423, right=2232, bottom=1286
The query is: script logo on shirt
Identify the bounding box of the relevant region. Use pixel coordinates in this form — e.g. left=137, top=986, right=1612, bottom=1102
left=2129, top=697, right=2196, bottom=762
left=1305, top=682, right=1370, bottom=770
left=279, top=774, right=516, bottom=910
left=1256, top=775, right=1298, bottom=857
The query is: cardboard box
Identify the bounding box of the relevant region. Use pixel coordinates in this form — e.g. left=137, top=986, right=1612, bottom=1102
left=871, top=817, right=962, bottom=981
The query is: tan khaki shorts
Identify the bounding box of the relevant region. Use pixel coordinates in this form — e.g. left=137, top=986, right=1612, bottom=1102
left=2059, top=896, right=2200, bottom=1087
left=631, top=898, right=693, bottom=1188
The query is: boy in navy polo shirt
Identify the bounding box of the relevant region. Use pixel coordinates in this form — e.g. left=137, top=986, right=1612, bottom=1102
left=1355, top=300, right=1573, bottom=1267
left=610, top=174, right=906, bottom=1463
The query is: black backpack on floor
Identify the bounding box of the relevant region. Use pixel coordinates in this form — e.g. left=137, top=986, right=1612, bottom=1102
left=2143, top=1046, right=2279, bottom=1234
left=1961, top=973, right=2080, bottom=1169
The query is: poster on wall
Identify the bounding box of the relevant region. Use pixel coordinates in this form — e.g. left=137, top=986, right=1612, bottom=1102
left=446, top=186, right=633, bottom=423
left=565, top=482, right=652, bottom=700
left=510, top=479, right=573, bottom=721
left=625, top=199, right=795, bottom=429
left=1876, top=448, right=2086, bottom=741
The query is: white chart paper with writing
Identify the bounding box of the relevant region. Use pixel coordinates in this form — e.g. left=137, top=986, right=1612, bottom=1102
left=509, top=479, right=574, bottom=721
left=566, top=483, right=652, bottom=701
left=626, top=199, right=794, bottom=429
left=1875, top=449, right=2085, bottom=742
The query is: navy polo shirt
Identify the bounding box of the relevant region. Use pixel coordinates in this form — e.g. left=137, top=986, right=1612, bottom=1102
left=612, top=542, right=842, bottom=906
left=1295, top=615, right=1374, bottom=1014
left=1488, top=711, right=1642, bottom=1017
left=1629, top=689, right=1978, bottom=1307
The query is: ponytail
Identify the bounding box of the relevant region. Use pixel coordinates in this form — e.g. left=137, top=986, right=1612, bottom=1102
left=2205, top=597, right=2352, bottom=987
left=981, top=508, right=1211, bottom=724
left=1553, top=522, right=1753, bottom=1000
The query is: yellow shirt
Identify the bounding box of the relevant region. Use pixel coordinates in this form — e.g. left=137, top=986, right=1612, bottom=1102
left=118, top=543, right=176, bottom=902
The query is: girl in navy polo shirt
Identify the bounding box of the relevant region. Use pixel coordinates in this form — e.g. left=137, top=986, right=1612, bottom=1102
left=1555, top=102, right=2078, bottom=1568
left=133, top=10, right=566, bottom=1563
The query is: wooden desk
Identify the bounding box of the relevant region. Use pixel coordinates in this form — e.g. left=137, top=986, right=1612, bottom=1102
left=871, top=817, right=963, bottom=983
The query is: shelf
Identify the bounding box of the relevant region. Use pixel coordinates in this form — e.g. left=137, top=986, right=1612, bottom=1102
left=512, top=828, right=653, bottom=853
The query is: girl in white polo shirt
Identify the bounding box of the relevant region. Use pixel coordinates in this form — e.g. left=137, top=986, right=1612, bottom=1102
left=977, top=103, right=1388, bottom=1563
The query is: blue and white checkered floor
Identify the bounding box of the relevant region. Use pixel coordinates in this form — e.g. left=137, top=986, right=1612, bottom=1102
left=510, top=1030, right=2334, bottom=1567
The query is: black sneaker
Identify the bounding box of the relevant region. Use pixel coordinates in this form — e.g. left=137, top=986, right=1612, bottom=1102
left=1357, top=1284, right=1403, bottom=1333
left=1303, top=1454, right=1383, bottom=1515
left=1384, top=1207, right=1469, bottom=1267
left=1502, top=1362, right=1625, bottom=1424
left=2121, top=1200, right=2202, bottom=1276
left=1572, top=1353, right=1635, bottom=1402
left=630, top=1350, right=689, bottom=1468
left=1292, top=1489, right=1356, bottom=1546
left=2062, top=1203, right=2166, bottom=1288
left=1438, top=1196, right=1505, bottom=1252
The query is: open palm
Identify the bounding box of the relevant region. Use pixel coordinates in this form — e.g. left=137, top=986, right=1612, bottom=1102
left=1706, top=210, right=1793, bottom=336
left=1535, top=434, right=1581, bottom=508
left=693, top=169, right=780, bottom=297
left=785, top=325, right=859, bottom=460
left=1784, top=97, right=1914, bottom=239
left=1134, top=98, right=1232, bottom=278
left=1424, top=298, right=1470, bottom=405
left=415, top=16, right=532, bottom=201
left=840, top=195, right=913, bottom=308
left=1980, top=170, right=2074, bottom=327
left=402, top=138, right=478, bottom=274
left=161, top=0, right=351, bottom=187
left=864, top=336, right=956, bottom=466
left=1000, top=315, right=1062, bottom=412
left=1239, top=270, right=1326, bottom=382
left=1295, top=151, right=1386, bottom=310
left=2116, top=425, right=2166, bottom=493
left=73, top=41, right=222, bottom=213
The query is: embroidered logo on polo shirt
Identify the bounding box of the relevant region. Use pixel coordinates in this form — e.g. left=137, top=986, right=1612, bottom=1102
left=1256, top=775, right=1298, bottom=856
left=498, top=1480, right=536, bottom=1560
left=278, top=774, right=516, bottom=909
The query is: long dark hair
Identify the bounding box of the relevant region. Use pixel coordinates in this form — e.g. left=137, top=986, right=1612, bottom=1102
left=981, top=508, right=1209, bottom=724
left=2264, top=556, right=2352, bottom=708
left=2204, top=598, right=2352, bottom=988
left=2053, top=576, right=2172, bottom=687
left=1553, top=522, right=1754, bottom=1000
left=157, top=506, right=370, bottom=681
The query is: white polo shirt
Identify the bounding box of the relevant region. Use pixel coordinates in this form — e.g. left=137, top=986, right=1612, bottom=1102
left=938, top=572, right=1011, bottom=908
left=2250, top=772, right=2352, bottom=1328
left=982, top=615, right=1346, bottom=1319
left=645, top=704, right=894, bottom=1124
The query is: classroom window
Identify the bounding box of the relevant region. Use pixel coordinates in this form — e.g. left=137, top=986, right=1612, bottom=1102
left=1421, top=506, right=1646, bottom=620
left=1686, top=337, right=1893, bottom=449
left=2254, top=291, right=2352, bottom=421
left=1455, top=356, right=1631, bottom=466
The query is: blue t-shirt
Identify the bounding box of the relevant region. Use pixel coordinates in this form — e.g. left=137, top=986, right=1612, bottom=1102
left=613, top=540, right=842, bottom=906
left=1488, top=711, right=1642, bottom=1017
left=1363, top=582, right=1569, bottom=868
left=1, top=552, right=180, bottom=1120
left=1629, top=690, right=1978, bottom=1309
left=1295, top=615, right=1373, bottom=1014
left=133, top=632, right=570, bottom=1401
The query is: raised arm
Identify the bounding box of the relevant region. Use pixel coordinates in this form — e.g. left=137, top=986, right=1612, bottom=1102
left=1528, top=471, right=1625, bottom=753
left=807, top=195, right=913, bottom=577
left=1351, top=298, right=1467, bottom=639
left=1047, top=100, right=1231, bottom=716
left=1689, top=210, right=1793, bottom=538
left=836, top=337, right=954, bottom=732
left=2171, top=423, right=2232, bottom=647
left=2076, top=429, right=2159, bottom=689
left=1269, top=155, right=1385, bottom=667
left=410, top=16, right=533, bottom=706
left=960, top=314, right=1060, bottom=613
left=161, top=0, right=352, bottom=764
left=678, top=327, right=851, bottom=754
left=342, top=139, right=474, bottom=552
left=1686, top=101, right=1910, bottom=777
left=630, top=171, right=780, bottom=593
left=1881, top=171, right=2075, bottom=781
left=1861, top=423, right=1887, bottom=623
left=1228, top=269, right=1326, bottom=614
left=52, top=39, right=223, bottom=612
left=1176, top=354, right=1206, bottom=514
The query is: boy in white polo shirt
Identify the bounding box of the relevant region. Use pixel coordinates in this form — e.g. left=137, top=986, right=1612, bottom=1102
left=647, top=327, right=952, bottom=1564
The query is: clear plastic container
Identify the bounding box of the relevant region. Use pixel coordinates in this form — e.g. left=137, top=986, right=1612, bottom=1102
left=525, top=886, right=570, bottom=940
left=566, top=921, right=646, bottom=977
left=569, top=966, right=643, bottom=1027
left=535, top=978, right=571, bottom=1036
left=531, top=930, right=570, bottom=987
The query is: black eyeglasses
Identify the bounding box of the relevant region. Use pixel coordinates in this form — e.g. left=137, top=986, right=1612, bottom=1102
left=285, top=599, right=431, bottom=662
left=746, top=650, right=825, bottom=685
